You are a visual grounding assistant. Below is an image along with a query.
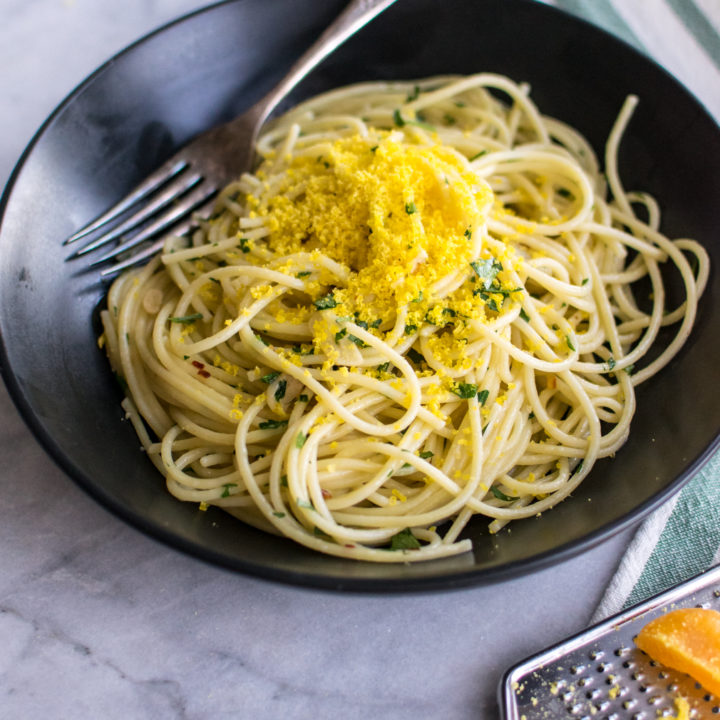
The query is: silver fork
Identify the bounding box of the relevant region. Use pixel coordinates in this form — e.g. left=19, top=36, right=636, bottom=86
left=66, top=0, right=397, bottom=277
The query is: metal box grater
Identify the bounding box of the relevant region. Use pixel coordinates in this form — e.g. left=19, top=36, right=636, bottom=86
left=500, top=564, right=720, bottom=719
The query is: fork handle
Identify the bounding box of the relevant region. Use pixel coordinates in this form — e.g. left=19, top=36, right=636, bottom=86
left=252, top=0, right=398, bottom=127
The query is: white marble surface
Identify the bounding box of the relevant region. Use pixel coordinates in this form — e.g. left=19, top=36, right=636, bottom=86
left=0, top=1, right=712, bottom=718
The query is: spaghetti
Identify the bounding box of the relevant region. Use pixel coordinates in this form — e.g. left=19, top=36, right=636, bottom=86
left=100, top=74, right=708, bottom=562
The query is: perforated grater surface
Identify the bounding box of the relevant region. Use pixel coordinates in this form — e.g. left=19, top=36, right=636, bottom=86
left=500, top=564, right=720, bottom=719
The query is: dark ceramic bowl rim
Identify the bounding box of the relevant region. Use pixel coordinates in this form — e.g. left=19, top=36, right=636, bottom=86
left=1, top=0, right=719, bottom=592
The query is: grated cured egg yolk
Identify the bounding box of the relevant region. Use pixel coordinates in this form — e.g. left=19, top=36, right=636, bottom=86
left=255, top=132, right=494, bottom=324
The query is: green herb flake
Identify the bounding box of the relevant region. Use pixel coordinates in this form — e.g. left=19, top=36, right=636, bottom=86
left=272, top=511, right=286, bottom=518
left=469, top=149, right=488, bottom=161
left=566, top=335, right=576, bottom=352
left=393, top=109, right=406, bottom=127
left=452, top=382, right=478, bottom=399
left=239, top=237, right=251, bottom=254
left=607, top=357, right=616, bottom=371
left=470, top=257, right=503, bottom=289
left=259, top=419, right=288, bottom=430
left=170, top=313, right=203, bottom=324
left=491, top=486, right=515, bottom=502
left=405, top=85, right=420, bottom=102
left=280, top=475, right=288, bottom=487
left=404, top=324, right=417, bottom=335
left=477, top=389, right=489, bottom=406
left=274, top=379, right=287, bottom=401
left=298, top=394, right=309, bottom=402
left=519, top=308, right=530, bottom=323
left=295, top=432, right=307, bottom=449
left=389, top=528, right=421, bottom=551
left=405, top=202, right=417, bottom=215
left=335, top=328, right=348, bottom=342
left=313, top=294, right=338, bottom=311
left=221, top=483, right=238, bottom=498
left=260, top=372, right=280, bottom=384
left=419, top=450, right=434, bottom=460
left=347, top=334, right=368, bottom=348
left=296, top=271, right=312, bottom=278
left=296, top=499, right=314, bottom=510
left=581, top=277, right=589, bottom=285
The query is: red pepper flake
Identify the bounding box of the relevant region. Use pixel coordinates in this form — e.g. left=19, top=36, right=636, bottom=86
left=198, top=369, right=211, bottom=378
left=321, top=488, right=332, bottom=499
left=344, top=544, right=355, bottom=548
left=192, top=360, right=205, bottom=369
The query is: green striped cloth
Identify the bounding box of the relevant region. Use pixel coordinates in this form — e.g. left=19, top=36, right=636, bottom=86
left=541, top=0, right=720, bottom=622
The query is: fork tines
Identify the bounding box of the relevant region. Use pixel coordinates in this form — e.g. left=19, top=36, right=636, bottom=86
left=65, top=156, right=218, bottom=272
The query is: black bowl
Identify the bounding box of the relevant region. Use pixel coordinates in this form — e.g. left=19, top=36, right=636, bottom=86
left=1, top=0, right=718, bottom=591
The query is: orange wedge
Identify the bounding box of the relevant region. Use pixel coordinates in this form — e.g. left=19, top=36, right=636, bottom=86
left=635, top=607, right=720, bottom=698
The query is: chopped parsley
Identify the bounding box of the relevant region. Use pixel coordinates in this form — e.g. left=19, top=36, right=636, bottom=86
left=238, top=237, right=251, bottom=254
left=347, top=333, right=368, bottom=348
left=392, top=109, right=436, bottom=132
left=170, top=313, right=203, bottom=324
left=418, top=450, right=434, bottom=460
left=296, top=271, right=312, bottom=278
left=295, top=432, right=307, bottom=448
left=470, top=258, right=503, bottom=289
left=274, top=379, right=287, bottom=401
left=260, top=372, right=279, bottom=384
left=313, top=294, right=338, bottom=310
left=389, top=528, right=421, bottom=550
left=452, top=382, right=479, bottom=399
left=477, top=389, right=489, bottom=406
left=405, top=201, right=417, bottom=215
left=259, top=419, right=288, bottom=430
left=519, top=308, right=530, bottom=323
left=469, top=149, right=488, bottom=161
left=221, top=483, right=237, bottom=498
left=491, top=486, right=515, bottom=502
left=405, top=85, right=420, bottom=102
